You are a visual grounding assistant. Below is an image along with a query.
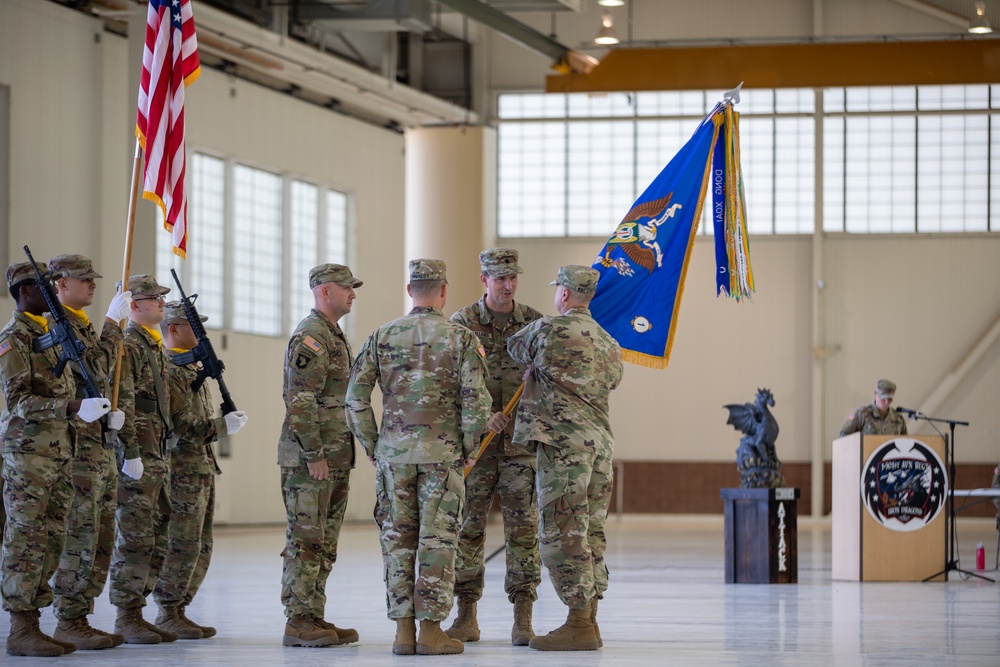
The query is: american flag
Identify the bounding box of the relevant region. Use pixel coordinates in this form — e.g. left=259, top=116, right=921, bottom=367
left=136, top=0, right=200, bottom=258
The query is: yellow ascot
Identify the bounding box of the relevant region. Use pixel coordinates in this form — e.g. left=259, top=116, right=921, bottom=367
left=63, top=305, right=90, bottom=327
left=142, top=324, right=164, bottom=348
left=23, top=312, right=49, bottom=332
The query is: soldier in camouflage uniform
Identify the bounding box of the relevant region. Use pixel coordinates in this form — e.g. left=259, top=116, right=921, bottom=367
left=507, top=265, right=623, bottom=652
left=346, top=259, right=492, bottom=656
left=108, top=274, right=180, bottom=645
left=278, top=264, right=362, bottom=648
left=152, top=302, right=248, bottom=639
left=839, top=379, right=908, bottom=437
left=447, top=248, right=543, bottom=646
left=47, top=255, right=131, bottom=651
left=1, top=261, right=112, bottom=657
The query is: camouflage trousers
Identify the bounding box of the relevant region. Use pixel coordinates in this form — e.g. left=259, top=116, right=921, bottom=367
left=52, top=440, right=118, bottom=620
left=280, top=464, right=350, bottom=619
left=108, top=460, right=171, bottom=609
left=374, top=460, right=464, bottom=622
left=153, top=471, right=215, bottom=608
left=2, top=451, right=73, bottom=612
left=454, top=451, right=539, bottom=603
left=535, top=445, right=613, bottom=609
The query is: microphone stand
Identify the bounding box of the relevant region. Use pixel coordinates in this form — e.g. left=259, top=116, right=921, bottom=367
left=911, top=412, right=993, bottom=583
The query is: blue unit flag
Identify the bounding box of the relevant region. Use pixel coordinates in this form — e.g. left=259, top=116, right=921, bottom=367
left=590, top=91, right=753, bottom=369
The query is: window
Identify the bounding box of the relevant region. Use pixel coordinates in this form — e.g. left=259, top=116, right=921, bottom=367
left=157, top=153, right=352, bottom=337
left=233, top=164, right=282, bottom=336
left=498, top=85, right=999, bottom=237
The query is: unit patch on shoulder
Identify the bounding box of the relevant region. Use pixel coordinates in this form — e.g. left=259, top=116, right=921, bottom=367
left=295, top=352, right=315, bottom=370
left=303, top=335, right=323, bottom=353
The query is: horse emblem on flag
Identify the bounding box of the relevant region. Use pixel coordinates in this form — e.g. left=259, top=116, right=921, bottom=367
left=601, top=194, right=683, bottom=275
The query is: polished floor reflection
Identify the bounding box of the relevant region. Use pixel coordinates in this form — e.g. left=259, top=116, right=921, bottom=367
left=3, top=515, right=998, bottom=665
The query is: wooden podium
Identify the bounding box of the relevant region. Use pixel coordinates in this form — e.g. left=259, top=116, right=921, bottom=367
left=721, top=487, right=799, bottom=583
left=832, top=433, right=947, bottom=581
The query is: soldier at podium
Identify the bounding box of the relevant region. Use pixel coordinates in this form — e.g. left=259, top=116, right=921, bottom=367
left=839, top=379, right=907, bottom=437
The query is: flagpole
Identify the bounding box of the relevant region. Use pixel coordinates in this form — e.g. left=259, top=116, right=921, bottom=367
left=463, top=382, right=525, bottom=478
left=111, top=138, right=143, bottom=410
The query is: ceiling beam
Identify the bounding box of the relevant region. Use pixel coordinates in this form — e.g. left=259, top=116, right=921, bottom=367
left=546, top=39, right=1000, bottom=92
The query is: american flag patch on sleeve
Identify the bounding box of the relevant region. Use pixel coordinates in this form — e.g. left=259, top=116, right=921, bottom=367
left=303, top=335, right=323, bottom=353
left=0, top=339, right=11, bottom=357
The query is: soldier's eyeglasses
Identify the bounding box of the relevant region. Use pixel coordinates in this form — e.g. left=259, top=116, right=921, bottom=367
left=135, top=295, right=166, bottom=303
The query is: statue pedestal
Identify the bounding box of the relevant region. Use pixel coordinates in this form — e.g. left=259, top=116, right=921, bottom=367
left=720, top=488, right=799, bottom=584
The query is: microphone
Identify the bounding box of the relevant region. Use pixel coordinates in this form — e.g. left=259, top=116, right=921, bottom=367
left=895, top=406, right=921, bottom=418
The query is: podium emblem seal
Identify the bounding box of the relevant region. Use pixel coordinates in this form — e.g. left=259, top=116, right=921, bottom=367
left=861, top=438, right=947, bottom=532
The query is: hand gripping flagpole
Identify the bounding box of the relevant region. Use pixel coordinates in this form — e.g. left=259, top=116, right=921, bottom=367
left=463, top=382, right=525, bottom=478
left=110, top=139, right=143, bottom=410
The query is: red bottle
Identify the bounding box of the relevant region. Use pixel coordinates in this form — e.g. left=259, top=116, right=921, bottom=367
left=976, top=542, right=985, bottom=570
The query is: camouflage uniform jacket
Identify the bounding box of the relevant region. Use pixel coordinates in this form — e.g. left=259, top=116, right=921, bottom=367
left=346, top=306, right=492, bottom=463
left=839, top=402, right=908, bottom=438
left=166, top=349, right=223, bottom=476
left=278, top=309, right=355, bottom=469
left=0, top=311, right=76, bottom=456
left=506, top=307, right=623, bottom=459
left=48, top=308, right=123, bottom=444
left=451, top=296, right=543, bottom=457
left=118, top=323, right=172, bottom=462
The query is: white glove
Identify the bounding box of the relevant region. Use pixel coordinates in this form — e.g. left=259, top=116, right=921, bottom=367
left=106, top=290, right=133, bottom=321
left=107, top=410, right=125, bottom=430
left=224, top=411, right=248, bottom=436
left=121, top=457, right=144, bottom=480
left=77, top=397, right=111, bottom=423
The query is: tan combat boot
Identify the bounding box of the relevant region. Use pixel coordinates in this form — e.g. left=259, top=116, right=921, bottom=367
left=392, top=617, right=416, bottom=655
left=590, top=597, right=602, bottom=648
left=511, top=592, right=535, bottom=646
left=88, top=624, right=125, bottom=647
left=6, top=610, right=64, bottom=657
left=282, top=615, right=339, bottom=648
left=155, top=605, right=203, bottom=640
left=416, top=619, right=464, bottom=655
left=314, top=617, right=358, bottom=644
left=53, top=616, right=114, bottom=650
left=29, top=610, right=76, bottom=655
left=179, top=606, right=216, bottom=639
left=444, top=597, right=479, bottom=642
left=527, top=606, right=599, bottom=652
left=114, top=606, right=162, bottom=645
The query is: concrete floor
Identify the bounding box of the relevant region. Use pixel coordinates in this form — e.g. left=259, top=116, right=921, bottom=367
left=3, top=514, right=999, bottom=666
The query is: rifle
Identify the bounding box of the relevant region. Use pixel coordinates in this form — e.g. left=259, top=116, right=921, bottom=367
left=169, top=269, right=238, bottom=416
left=23, top=245, right=102, bottom=399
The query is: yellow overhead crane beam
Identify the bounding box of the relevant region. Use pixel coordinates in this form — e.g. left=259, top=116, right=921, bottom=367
left=546, top=40, right=1000, bottom=92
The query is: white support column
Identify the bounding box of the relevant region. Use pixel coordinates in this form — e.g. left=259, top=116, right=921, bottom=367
left=811, top=88, right=826, bottom=518
left=405, top=126, right=494, bottom=312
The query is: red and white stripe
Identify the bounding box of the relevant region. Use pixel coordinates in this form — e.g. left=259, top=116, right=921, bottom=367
left=136, top=0, right=200, bottom=258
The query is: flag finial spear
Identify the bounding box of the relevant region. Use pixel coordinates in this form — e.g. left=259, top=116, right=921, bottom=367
left=723, top=82, right=743, bottom=105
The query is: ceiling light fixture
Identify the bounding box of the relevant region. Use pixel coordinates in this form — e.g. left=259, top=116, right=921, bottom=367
left=970, top=0, right=993, bottom=33
left=597, top=0, right=625, bottom=6
left=594, top=11, right=620, bottom=45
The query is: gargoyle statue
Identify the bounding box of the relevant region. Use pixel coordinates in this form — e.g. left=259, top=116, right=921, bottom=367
left=724, top=388, right=785, bottom=489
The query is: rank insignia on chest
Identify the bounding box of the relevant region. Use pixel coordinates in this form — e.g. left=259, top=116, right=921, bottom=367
left=0, top=339, right=10, bottom=358
left=303, top=335, right=323, bottom=353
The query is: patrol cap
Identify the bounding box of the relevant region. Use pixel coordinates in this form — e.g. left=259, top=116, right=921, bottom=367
left=6, top=261, right=46, bottom=289
left=48, top=254, right=102, bottom=281
left=549, top=265, right=599, bottom=296
left=479, top=248, right=523, bottom=277
left=409, top=259, right=448, bottom=283
left=162, top=300, right=207, bottom=326
left=309, top=263, right=363, bottom=289
left=116, top=274, right=170, bottom=297
left=875, top=379, right=897, bottom=399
